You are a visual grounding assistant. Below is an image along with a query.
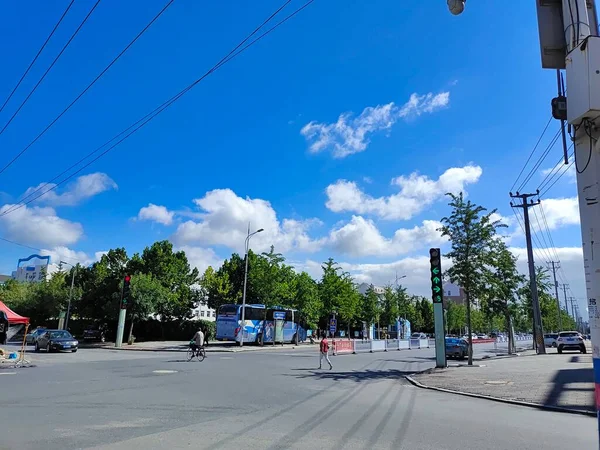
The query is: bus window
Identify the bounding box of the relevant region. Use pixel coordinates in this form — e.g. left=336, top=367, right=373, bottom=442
left=218, top=304, right=238, bottom=316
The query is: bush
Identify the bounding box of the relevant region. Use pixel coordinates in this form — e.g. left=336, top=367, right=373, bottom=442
left=131, top=318, right=215, bottom=342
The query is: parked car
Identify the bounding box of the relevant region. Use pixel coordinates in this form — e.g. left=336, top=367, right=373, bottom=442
left=543, top=333, right=559, bottom=348
left=35, top=330, right=79, bottom=353
left=83, top=324, right=107, bottom=343
left=25, top=328, right=47, bottom=345
left=445, top=337, right=468, bottom=360
left=557, top=331, right=586, bottom=354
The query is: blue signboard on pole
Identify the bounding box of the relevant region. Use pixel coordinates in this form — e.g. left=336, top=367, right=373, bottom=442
left=273, top=311, right=286, bottom=320
left=329, top=318, right=337, bottom=335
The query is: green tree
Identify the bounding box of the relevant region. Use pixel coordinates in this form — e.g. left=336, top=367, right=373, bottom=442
left=293, top=272, right=322, bottom=329
left=380, top=285, right=400, bottom=329
left=318, top=258, right=359, bottom=333
left=446, top=301, right=466, bottom=335
left=416, top=297, right=434, bottom=333
left=127, top=273, right=169, bottom=343
left=439, top=192, right=506, bottom=365
left=486, top=241, right=524, bottom=353
left=361, top=285, right=381, bottom=328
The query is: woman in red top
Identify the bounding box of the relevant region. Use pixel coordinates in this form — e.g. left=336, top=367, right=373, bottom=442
left=319, top=336, right=333, bottom=370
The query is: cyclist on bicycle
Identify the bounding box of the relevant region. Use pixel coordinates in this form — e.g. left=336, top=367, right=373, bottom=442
left=190, top=328, right=205, bottom=356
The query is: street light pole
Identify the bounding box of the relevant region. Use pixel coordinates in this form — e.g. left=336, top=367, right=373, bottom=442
left=240, top=223, right=264, bottom=347
left=61, top=261, right=76, bottom=331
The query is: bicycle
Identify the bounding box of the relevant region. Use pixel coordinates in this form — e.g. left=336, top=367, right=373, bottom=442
left=186, top=344, right=206, bottom=362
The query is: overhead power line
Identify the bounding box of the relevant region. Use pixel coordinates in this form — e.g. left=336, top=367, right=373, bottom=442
left=537, top=144, right=574, bottom=194
left=516, top=128, right=561, bottom=193
left=0, top=0, right=102, bottom=141
left=511, top=116, right=553, bottom=192
left=0, top=0, right=175, bottom=178
left=0, top=0, right=314, bottom=218
left=0, top=1, right=75, bottom=116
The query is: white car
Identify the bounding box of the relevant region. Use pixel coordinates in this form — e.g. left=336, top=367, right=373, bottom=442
left=543, top=333, right=558, bottom=348
left=557, top=331, right=586, bottom=354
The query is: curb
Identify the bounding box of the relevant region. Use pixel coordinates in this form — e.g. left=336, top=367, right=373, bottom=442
left=405, top=375, right=595, bottom=417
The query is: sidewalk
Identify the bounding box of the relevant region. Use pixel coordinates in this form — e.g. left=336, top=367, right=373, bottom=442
left=86, top=340, right=318, bottom=353
left=409, top=350, right=594, bottom=415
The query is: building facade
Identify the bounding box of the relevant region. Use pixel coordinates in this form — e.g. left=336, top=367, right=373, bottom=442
left=192, top=302, right=216, bottom=321
left=443, top=282, right=466, bottom=306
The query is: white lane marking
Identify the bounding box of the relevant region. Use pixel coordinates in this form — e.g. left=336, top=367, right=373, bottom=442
left=152, top=370, right=178, bottom=374
left=0, top=372, right=16, bottom=375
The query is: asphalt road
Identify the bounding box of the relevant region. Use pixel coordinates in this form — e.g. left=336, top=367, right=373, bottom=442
left=0, top=341, right=593, bottom=450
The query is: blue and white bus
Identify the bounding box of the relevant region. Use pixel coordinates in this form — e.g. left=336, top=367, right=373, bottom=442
left=216, top=303, right=307, bottom=344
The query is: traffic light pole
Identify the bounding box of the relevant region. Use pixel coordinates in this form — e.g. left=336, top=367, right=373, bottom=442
left=429, top=248, right=446, bottom=368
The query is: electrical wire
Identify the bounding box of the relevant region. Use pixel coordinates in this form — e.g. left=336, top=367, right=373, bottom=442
left=0, top=0, right=174, bottom=178
left=510, top=116, right=553, bottom=193
left=575, top=120, right=594, bottom=173
left=0, top=235, right=82, bottom=264
left=0, top=1, right=75, bottom=116
left=537, top=145, right=574, bottom=193
left=516, top=128, right=561, bottom=193
left=0, top=0, right=102, bottom=141
left=0, top=0, right=314, bottom=217
left=539, top=157, right=575, bottom=197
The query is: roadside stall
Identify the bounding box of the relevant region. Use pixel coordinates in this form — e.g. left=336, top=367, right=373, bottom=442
left=0, top=300, right=30, bottom=366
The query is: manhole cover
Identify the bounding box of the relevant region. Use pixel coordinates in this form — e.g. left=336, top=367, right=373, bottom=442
left=152, top=370, right=178, bottom=374
left=484, top=380, right=510, bottom=385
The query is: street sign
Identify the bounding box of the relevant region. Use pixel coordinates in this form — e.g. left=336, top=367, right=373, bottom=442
left=329, top=318, right=337, bottom=335
left=273, top=311, right=286, bottom=320
left=429, top=248, right=443, bottom=304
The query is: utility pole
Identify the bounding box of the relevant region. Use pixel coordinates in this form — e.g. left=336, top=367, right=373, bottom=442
left=562, top=283, right=570, bottom=317
left=510, top=192, right=546, bottom=354
left=547, top=261, right=563, bottom=331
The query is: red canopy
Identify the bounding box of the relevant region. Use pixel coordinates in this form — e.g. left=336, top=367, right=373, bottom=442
left=0, top=300, right=29, bottom=324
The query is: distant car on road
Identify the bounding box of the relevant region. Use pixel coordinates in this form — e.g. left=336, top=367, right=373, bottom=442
left=35, top=330, right=79, bottom=353
left=82, top=324, right=107, bottom=343
left=25, top=328, right=47, bottom=345
left=445, top=337, right=468, bottom=360
left=557, top=331, right=586, bottom=354
left=544, top=333, right=559, bottom=348
left=411, top=332, right=427, bottom=339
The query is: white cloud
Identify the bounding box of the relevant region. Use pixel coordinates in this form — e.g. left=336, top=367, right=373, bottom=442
left=171, top=189, right=325, bottom=254
left=325, top=165, right=482, bottom=220
left=176, top=246, right=222, bottom=275
left=40, top=247, right=106, bottom=267
left=327, top=216, right=446, bottom=257
left=538, top=197, right=580, bottom=229
left=0, top=204, right=83, bottom=247
left=301, top=91, right=450, bottom=158
left=23, top=173, right=117, bottom=207
left=137, top=204, right=174, bottom=226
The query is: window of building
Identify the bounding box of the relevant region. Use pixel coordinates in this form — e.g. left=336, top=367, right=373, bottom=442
left=212, top=311, right=216, bottom=317
left=200, top=311, right=205, bottom=317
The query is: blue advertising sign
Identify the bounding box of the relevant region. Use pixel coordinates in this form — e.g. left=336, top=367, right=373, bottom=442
left=329, top=318, right=337, bottom=334
left=273, top=311, right=286, bottom=320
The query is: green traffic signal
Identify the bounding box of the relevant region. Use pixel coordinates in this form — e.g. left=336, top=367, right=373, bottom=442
left=432, top=267, right=440, bottom=275
left=432, top=276, right=440, bottom=284
left=433, top=286, right=441, bottom=293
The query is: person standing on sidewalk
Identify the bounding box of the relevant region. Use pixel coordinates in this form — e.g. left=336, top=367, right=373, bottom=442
left=319, top=335, right=332, bottom=370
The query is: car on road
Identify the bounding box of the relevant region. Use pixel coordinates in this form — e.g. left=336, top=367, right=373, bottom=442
left=25, top=328, right=47, bottom=345
left=445, top=337, right=468, bottom=360
left=35, top=330, right=79, bottom=353
left=556, top=331, right=586, bottom=354
left=543, top=333, right=559, bottom=348
left=411, top=332, right=427, bottom=339
left=82, top=324, right=107, bottom=343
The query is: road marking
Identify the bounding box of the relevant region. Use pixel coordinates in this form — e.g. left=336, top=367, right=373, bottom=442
left=0, top=372, right=16, bottom=375
left=152, top=370, right=178, bottom=374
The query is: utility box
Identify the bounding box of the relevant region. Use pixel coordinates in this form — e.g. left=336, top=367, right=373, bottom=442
left=566, top=36, right=600, bottom=124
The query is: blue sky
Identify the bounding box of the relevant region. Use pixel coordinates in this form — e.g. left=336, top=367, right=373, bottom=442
left=0, top=1, right=584, bottom=318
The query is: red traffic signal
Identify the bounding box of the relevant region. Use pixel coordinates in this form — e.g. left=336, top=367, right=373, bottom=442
left=124, top=275, right=131, bottom=283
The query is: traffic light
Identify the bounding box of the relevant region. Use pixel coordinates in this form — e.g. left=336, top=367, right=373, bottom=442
left=429, top=248, right=443, bottom=304
left=121, top=275, right=131, bottom=309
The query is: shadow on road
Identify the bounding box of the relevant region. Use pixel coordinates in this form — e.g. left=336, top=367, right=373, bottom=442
left=288, top=368, right=418, bottom=383
left=543, top=364, right=594, bottom=412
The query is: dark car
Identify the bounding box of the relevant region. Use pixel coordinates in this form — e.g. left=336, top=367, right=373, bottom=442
left=445, top=337, right=468, bottom=360
left=557, top=331, right=586, bottom=354
left=83, top=324, right=106, bottom=343
left=35, top=330, right=78, bottom=353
